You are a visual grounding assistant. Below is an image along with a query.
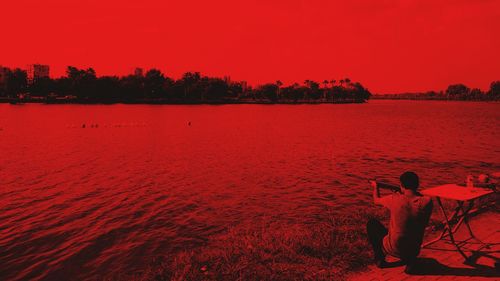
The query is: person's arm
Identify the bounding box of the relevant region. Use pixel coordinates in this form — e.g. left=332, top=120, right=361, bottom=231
left=371, top=180, right=392, bottom=206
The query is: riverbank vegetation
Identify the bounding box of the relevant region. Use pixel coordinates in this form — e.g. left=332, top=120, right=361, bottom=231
left=126, top=194, right=498, bottom=281
left=373, top=82, right=500, bottom=101
left=127, top=207, right=386, bottom=281
left=0, top=66, right=371, bottom=104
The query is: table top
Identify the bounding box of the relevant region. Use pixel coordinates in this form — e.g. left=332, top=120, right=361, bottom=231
left=421, top=184, right=494, bottom=201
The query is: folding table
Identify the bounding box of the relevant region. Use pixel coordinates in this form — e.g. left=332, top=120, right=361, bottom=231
left=421, top=184, right=495, bottom=263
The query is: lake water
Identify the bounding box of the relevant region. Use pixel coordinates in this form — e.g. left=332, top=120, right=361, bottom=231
left=0, top=100, right=499, bottom=280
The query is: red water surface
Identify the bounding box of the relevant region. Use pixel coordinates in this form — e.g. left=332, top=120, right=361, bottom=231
left=0, top=101, right=499, bottom=280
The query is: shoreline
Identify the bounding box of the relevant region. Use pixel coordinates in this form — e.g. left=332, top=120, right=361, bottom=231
left=3, top=97, right=499, bottom=105
left=370, top=98, right=500, bottom=103
left=134, top=203, right=498, bottom=281
left=0, top=98, right=367, bottom=105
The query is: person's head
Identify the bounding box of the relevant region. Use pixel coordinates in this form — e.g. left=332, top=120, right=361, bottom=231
left=478, top=174, right=489, bottom=183
left=400, top=171, right=419, bottom=190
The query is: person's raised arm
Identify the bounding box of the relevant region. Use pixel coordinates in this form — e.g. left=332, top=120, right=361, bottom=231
left=490, top=172, right=500, bottom=179
left=371, top=180, right=392, bottom=207
left=371, top=180, right=382, bottom=205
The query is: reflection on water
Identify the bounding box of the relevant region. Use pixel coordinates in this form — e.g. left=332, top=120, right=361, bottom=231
left=0, top=100, right=499, bottom=280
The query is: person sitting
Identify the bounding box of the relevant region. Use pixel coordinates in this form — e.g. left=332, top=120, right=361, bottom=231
left=477, top=172, right=499, bottom=191
left=366, top=171, right=433, bottom=273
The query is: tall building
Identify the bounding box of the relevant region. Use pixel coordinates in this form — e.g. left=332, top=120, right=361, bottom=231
left=0, top=66, right=7, bottom=95
left=27, top=64, right=50, bottom=84
left=0, top=66, right=8, bottom=86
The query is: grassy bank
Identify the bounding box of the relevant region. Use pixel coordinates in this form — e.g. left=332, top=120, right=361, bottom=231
left=124, top=207, right=385, bottom=281
left=118, top=195, right=498, bottom=281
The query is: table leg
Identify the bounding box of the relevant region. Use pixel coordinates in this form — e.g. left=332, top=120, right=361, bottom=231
left=434, top=198, right=469, bottom=260
left=451, top=201, right=469, bottom=234
left=457, top=200, right=487, bottom=246
left=423, top=198, right=461, bottom=247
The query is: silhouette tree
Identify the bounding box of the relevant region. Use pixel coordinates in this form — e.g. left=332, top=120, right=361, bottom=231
left=29, top=77, right=54, bottom=97
left=66, top=66, right=97, bottom=99
left=322, top=80, right=329, bottom=100
left=446, top=84, right=470, bottom=99
left=351, top=82, right=371, bottom=101
left=489, top=81, right=500, bottom=97
left=6, top=68, right=28, bottom=98
left=94, top=76, right=121, bottom=101
left=120, top=74, right=144, bottom=100
left=276, top=80, right=283, bottom=99
left=144, top=69, right=166, bottom=99
left=202, top=77, right=230, bottom=100
left=255, top=83, right=279, bottom=102
left=180, top=72, right=202, bottom=99
left=1, top=65, right=379, bottom=103
left=303, top=80, right=320, bottom=99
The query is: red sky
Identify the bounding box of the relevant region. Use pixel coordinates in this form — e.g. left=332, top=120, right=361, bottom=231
left=2, top=0, right=499, bottom=93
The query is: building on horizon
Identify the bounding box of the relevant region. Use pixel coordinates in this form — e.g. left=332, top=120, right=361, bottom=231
left=27, top=64, right=50, bottom=84
left=0, top=65, right=8, bottom=85
left=0, top=66, right=9, bottom=93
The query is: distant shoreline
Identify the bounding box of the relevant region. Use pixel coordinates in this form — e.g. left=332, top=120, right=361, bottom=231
left=0, top=97, right=366, bottom=105
left=1, top=65, right=498, bottom=103
left=2, top=97, right=498, bottom=105
left=371, top=81, right=500, bottom=101
left=371, top=96, right=500, bottom=102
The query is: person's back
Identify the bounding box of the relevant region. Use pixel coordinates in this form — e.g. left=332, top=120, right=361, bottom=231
left=382, top=192, right=433, bottom=259
left=367, top=171, right=433, bottom=272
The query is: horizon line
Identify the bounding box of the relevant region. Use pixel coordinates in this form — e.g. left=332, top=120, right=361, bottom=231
left=1, top=63, right=497, bottom=94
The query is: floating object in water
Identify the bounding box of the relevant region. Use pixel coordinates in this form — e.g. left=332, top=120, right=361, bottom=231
left=188, top=121, right=191, bottom=126
left=82, top=124, right=86, bottom=128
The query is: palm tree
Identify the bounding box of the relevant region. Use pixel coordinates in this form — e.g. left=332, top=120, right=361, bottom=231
left=322, top=80, right=329, bottom=100
left=276, top=80, right=283, bottom=100
left=329, top=80, right=337, bottom=102
left=303, top=80, right=311, bottom=100
left=345, top=78, right=351, bottom=87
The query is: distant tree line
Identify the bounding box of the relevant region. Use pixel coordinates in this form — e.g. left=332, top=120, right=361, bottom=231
left=0, top=66, right=371, bottom=104
left=374, top=82, right=500, bottom=101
